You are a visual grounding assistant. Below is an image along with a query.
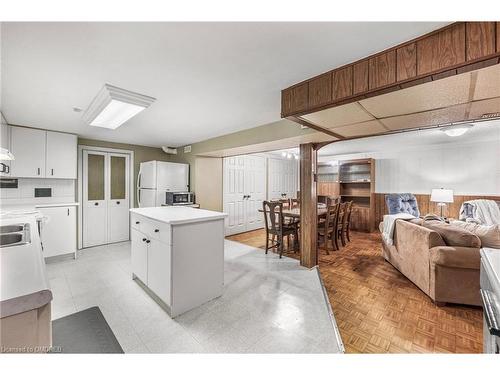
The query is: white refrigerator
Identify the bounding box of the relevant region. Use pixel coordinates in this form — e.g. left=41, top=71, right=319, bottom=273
left=137, top=161, right=189, bottom=207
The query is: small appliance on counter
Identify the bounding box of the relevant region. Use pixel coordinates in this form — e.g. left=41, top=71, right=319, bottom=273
left=165, top=191, right=195, bottom=206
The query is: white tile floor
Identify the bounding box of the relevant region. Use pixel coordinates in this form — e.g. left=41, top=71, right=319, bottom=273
left=46, top=239, right=343, bottom=353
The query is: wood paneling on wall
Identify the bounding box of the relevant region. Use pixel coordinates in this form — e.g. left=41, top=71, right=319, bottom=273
left=373, top=193, right=500, bottom=228
left=281, top=22, right=500, bottom=118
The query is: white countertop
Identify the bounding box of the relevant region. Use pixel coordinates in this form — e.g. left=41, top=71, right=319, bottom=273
left=0, top=202, right=79, bottom=212
left=0, top=214, right=52, bottom=318
left=130, top=206, right=227, bottom=225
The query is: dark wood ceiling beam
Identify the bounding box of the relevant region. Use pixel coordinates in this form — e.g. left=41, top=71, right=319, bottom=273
left=282, top=22, right=500, bottom=119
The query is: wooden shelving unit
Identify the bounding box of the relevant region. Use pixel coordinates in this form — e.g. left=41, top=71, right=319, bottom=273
left=339, top=158, right=375, bottom=232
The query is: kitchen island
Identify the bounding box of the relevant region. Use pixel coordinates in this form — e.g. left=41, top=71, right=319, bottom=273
left=129, top=206, right=227, bottom=317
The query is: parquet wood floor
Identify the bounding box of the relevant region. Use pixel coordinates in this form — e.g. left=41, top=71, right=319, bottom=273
left=227, top=229, right=483, bottom=353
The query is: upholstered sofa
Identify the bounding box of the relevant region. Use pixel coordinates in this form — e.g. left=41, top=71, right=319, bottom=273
left=381, top=218, right=482, bottom=306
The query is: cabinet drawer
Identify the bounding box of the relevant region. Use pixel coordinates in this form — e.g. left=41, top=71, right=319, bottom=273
left=131, top=214, right=171, bottom=245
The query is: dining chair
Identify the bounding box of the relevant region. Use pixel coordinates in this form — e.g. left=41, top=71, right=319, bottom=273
left=345, top=202, right=354, bottom=242
left=339, top=201, right=353, bottom=247
left=262, top=200, right=297, bottom=258
left=334, top=202, right=346, bottom=250
left=317, top=203, right=339, bottom=254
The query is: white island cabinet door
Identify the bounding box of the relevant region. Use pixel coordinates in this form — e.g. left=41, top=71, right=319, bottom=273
left=131, top=228, right=148, bottom=282
left=147, top=238, right=171, bottom=305
left=46, top=131, right=77, bottom=179
left=39, top=206, right=76, bottom=258
left=10, top=127, right=46, bottom=178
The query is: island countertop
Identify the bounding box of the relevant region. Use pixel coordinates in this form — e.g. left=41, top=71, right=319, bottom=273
left=130, top=206, right=227, bottom=225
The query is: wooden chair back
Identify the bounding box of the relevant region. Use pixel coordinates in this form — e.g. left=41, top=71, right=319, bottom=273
left=324, top=203, right=339, bottom=231
left=262, top=200, right=284, bottom=234
left=342, top=201, right=353, bottom=227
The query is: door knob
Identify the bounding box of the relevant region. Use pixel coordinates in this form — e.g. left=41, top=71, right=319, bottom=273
left=142, top=238, right=147, bottom=242
left=136, top=221, right=140, bottom=224
left=154, top=229, right=159, bottom=233
left=116, top=201, right=120, bottom=204
left=146, top=240, right=151, bottom=244
left=94, top=202, right=98, bottom=206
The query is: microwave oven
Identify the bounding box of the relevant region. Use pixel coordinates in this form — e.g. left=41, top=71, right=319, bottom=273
left=165, top=191, right=195, bottom=206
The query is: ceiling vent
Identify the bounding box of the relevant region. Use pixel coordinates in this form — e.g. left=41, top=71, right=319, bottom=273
left=480, top=112, right=500, bottom=120
left=184, top=145, right=192, bottom=153
left=162, top=146, right=177, bottom=155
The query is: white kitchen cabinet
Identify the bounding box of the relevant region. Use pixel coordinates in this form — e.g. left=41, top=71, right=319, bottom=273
left=46, top=131, right=77, bottom=179
left=38, top=206, right=77, bottom=258
left=0, top=123, right=11, bottom=176
left=130, top=207, right=225, bottom=317
left=9, top=126, right=77, bottom=179
left=131, top=228, right=148, bottom=282
left=10, top=127, right=46, bottom=178
left=147, top=238, right=171, bottom=305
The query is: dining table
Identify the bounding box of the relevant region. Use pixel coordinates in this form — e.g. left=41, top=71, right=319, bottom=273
left=258, top=203, right=328, bottom=218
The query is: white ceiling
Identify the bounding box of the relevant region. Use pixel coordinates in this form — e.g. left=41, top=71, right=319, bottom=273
left=0, top=22, right=448, bottom=147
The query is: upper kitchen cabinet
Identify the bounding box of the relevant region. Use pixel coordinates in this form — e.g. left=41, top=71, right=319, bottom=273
left=417, top=23, right=466, bottom=75
left=10, top=127, right=47, bottom=178
left=0, top=123, right=11, bottom=177
left=46, top=131, right=77, bottom=179
left=10, top=126, right=77, bottom=179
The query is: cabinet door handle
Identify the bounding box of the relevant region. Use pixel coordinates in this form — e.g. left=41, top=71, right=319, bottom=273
left=116, top=201, right=120, bottom=204
left=94, top=202, right=98, bottom=206
left=142, top=238, right=147, bottom=242
left=51, top=168, right=54, bottom=176
left=135, top=221, right=140, bottom=224
left=154, top=229, right=159, bottom=233
left=146, top=240, right=151, bottom=244
left=67, top=208, right=69, bottom=216
left=37, top=167, right=41, bottom=175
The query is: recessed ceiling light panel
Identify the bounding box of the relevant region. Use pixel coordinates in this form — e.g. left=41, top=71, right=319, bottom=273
left=83, top=84, right=156, bottom=129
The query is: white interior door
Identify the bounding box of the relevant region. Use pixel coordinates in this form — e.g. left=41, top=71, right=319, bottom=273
left=83, top=150, right=108, bottom=247
left=83, top=150, right=130, bottom=248
left=108, top=153, right=130, bottom=243
left=245, top=155, right=266, bottom=231
left=223, top=156, right=246, bottom=235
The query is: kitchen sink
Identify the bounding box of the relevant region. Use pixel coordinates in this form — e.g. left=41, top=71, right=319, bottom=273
left=0, top=225, right=25, bottom=234
left=0, top=233, right=24, bottom=246
left=0, top=223, right=31, bottom=248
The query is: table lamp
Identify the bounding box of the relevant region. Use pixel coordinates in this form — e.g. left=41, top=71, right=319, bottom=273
left=430, top=188, right=454, bottom=218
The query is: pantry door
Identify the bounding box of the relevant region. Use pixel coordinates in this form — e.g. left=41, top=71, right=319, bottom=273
left=82, top=150, right=130, bottom=248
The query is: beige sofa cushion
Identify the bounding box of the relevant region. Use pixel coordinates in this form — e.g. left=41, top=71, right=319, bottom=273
left=430, top=246, right=481, bottom=269
left=422, top=221, right=481, bottom=248
left=450, top=220, right=500, bottom=249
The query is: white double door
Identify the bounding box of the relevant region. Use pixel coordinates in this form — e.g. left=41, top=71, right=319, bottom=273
left=223, top=155, right=266, bottom=235
left=268, top=157, right=299, bottom=200
left=82, top=150, right=130, bottom=248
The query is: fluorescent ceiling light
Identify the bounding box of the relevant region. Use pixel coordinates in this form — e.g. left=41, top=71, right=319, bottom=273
left=440, top=123, right=473, bottom=137
left=0, top=147, right=14, bottom=161
left=83, top=84, right=155, bottom=129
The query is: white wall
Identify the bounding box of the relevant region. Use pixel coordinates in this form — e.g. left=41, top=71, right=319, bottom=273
left=320, top=139, right=500, bottom=196
left=0, top=178, right=75, bottom=206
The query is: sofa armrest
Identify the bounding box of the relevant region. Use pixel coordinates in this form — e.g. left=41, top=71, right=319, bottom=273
left=394, top=220, right=445, bottom=251
left=429, top=246, right=481, bottom=270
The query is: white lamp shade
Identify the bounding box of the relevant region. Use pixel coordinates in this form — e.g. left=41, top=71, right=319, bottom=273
left=430, top=188, right=454, bottom=203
